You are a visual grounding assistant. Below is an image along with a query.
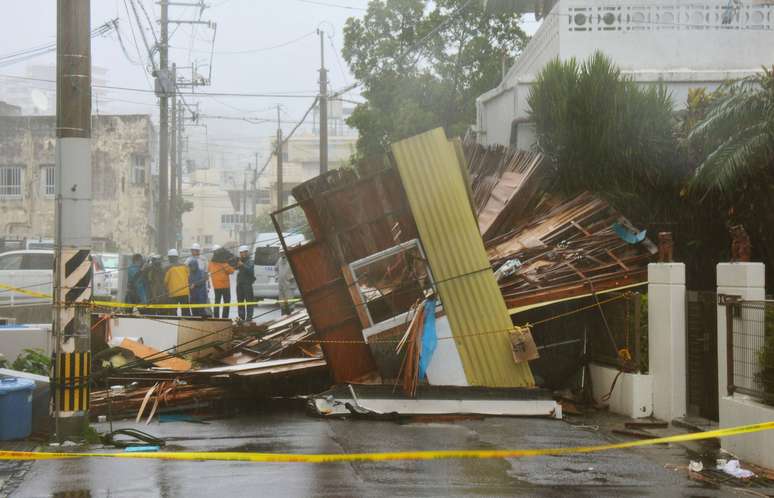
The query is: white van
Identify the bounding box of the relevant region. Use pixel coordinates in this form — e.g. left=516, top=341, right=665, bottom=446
left=252, top=232, right=303, bottom=299
left=0, top=250, right=110, bottom=305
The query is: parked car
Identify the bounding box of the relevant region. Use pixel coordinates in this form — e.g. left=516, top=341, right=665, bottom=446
left=0, top=249, right=111, bottom=304
left=252, top=233, right=303, bottom=299
left=0, top=250, right=53, bottom=306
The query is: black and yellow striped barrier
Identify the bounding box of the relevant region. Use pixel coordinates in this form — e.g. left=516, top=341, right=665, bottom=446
left=52, top=352, right=91, bottom=412
left=1, top=421, right=772, bottom=463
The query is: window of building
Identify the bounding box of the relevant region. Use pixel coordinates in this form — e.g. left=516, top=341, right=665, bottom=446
left=204, top=235, right=213, bottom=245
left=132, top=155, right=146, bottom=185
left=221, top=213, right=249, bottom=227
left=0, top=166, right=23, bottom=199
left=40, top=165, right=55, bottom=197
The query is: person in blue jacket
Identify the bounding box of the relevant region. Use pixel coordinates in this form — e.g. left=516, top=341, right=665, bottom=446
left=187, top=257, right=209, bottom=317
left=126, top=253, right=149, bottom=314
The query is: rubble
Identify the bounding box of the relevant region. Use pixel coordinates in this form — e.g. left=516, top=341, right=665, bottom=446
left=90, top=309, right=326, bottom=420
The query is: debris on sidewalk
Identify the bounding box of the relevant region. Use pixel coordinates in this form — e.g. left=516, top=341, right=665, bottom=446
left=309, top=384, right=562, bottom=418
left=718, top=459, right=756, bottom=479
left=90, top=310, right=327, bottom=421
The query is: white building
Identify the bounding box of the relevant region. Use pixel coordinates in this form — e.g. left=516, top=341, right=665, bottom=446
left=476, top=0, right=774, bottom=148
left=181, top=168, right=261, bottom=250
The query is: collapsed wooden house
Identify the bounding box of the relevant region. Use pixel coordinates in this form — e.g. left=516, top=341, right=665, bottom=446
left=272, top=129, right=654, bottom=396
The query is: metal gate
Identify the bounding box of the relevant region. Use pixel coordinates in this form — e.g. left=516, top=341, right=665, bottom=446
left=686, top=290, right=719, bottom=421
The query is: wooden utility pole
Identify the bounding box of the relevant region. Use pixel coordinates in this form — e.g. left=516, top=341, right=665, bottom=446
left=170, top=63, right=178, bottom=249
left=53, top=0, right=92, bottom=440
left=276, top=104, right=283, bottom=210
left=157, top=0, right=170, bottom=253
left=318, top=29, right=328, bottom=175
left=241, top=174, right=248, bottom=244
left=177, top=101, right=184, bottom=247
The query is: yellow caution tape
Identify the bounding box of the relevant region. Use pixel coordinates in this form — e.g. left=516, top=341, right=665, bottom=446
left=90, top=299, right=301, bottom=310
left=1, top=421, right=772, bottom=463
left=0, top=283, right=51, bottom=300
left=1, top=283, right=301, bottom=309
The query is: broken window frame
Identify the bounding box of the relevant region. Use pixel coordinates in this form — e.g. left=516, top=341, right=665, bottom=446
left=348, top=238, right=435, bottom=328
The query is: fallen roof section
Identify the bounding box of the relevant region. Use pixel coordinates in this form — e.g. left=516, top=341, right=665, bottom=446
left=391, top=128, right=535, bottom=388
left=486, top=192, right=655, bottom=310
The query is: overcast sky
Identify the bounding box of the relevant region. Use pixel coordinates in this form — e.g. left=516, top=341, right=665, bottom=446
left=1, top=0, right=537, bottom=169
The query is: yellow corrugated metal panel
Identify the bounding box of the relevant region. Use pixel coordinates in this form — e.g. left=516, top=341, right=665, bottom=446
left=391, top=128, right=534, bottom=388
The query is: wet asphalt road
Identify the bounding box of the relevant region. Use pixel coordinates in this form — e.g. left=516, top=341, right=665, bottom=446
left=11, top=409, right=726, bottom=498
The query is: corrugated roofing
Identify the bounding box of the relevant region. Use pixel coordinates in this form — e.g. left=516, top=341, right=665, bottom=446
left=391, top=128, right=534, bottom=388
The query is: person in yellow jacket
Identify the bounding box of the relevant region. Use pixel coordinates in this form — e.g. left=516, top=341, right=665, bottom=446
left=164, top=249, right=190, bottom=316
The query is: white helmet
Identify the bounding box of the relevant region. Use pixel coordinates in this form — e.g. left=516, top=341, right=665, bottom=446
left=212, top=244, right=221, bottom=251
left=167, top=248, right=179, bottom=257
left=238, top=245, right=249, bottom=253
left=191, top=243, right=201, bottom=251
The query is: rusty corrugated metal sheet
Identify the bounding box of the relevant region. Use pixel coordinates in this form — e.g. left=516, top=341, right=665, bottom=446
left=391, top=128, right=534, bottom=388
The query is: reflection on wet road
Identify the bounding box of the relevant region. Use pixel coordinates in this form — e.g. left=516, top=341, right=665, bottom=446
left=11, top=408, right=724, bottom=498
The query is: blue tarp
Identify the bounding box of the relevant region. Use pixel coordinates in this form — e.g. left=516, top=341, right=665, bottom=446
left=419, top=298, right=437, bottom=380
left=612, top=222, right=647, bottom=245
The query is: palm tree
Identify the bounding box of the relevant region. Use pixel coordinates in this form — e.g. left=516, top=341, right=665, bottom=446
left=688, top=67, right=774, bottom=193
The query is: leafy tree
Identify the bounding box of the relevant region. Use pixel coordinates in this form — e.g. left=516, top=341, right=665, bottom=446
left=687, top=67, right=774, bottom=193
left=685, top=68, right=774, bottom=286
left=527, top=52, right=680, bottom=205
left=343, top=0, right=529, bottom=157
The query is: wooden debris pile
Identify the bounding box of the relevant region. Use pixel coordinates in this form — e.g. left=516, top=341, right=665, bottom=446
left=90, top=310, right=326, bottom=420
left=465, top=141, right=656, bottom=310
left=465, top=140, right=549, bottom=242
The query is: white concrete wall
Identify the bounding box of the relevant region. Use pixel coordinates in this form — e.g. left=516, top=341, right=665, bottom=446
left=590, top=363, right=653, bottom=418
left=648, top=263, right=686, bottom=421
left=716, top=262, right=772, bottom=470
left=719, top=395, right=774, bottom=469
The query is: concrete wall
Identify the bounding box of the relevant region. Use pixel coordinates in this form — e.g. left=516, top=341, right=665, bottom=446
left=476, top=0, right=774, bottom=146
left=590, top=363, right=653, bottom=418
left=0, top=114, right=157, bottom=253
left=719, top=395, right=774, bottom=469
left=716, top=262, right=773, bottom=469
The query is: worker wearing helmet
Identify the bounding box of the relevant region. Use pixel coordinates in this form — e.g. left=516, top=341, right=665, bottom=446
left=164, top=248, right=190, bottom=316
left=235, top=245, right=256, bottom=321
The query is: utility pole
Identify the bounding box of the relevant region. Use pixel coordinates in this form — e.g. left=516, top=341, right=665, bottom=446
left=241, top=174, right=248, bottom=244
left=318, top=29, right=328, bottom=175
left=53, top=0, right=92, bottom=440
left=177, top=101, right=184, bottom=247
left=170, top=63, right=178, bottom=250
left=157, top=0, right=170, bottom=253
left=276, top=104, right=283, bottom=210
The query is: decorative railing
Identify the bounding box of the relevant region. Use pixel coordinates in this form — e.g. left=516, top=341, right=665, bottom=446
left=565, top=1, right=773, bottom=32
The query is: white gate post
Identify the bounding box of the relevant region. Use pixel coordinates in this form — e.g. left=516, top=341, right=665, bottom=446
left=648, top=263, right=686, bottom=421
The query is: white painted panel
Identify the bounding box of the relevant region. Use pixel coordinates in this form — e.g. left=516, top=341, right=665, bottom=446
left=426, top=316, right=469, bottom=387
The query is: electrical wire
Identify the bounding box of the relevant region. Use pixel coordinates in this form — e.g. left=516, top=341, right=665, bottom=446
left=295, top=0, right=366, bottom=11
left=170, top=30, right=317, bottom=55
left=0, top=74, right=316, bottom=99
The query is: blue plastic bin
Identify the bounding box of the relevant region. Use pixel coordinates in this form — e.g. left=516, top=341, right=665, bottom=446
left=0, top=377, right=35, bottom=440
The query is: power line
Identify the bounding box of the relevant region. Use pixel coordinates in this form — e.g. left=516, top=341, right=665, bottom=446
left=169, top=29, right=317, bottom=55
left=0, top=74, right=317, bottom=98
left=295, top=0, right=366, bottom=11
